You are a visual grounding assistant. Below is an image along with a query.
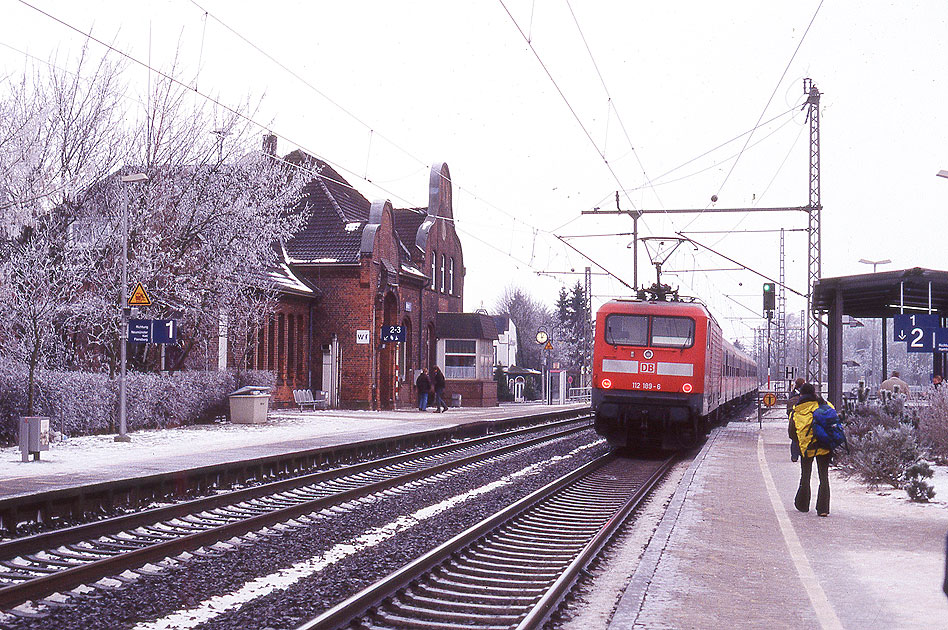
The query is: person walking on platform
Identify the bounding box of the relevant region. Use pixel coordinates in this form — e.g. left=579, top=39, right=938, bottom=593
left=415, top=369, right=431, bottom=412
left=431, top=366, right=448, bottom=412
left=792, top=382, right=833, bottom=516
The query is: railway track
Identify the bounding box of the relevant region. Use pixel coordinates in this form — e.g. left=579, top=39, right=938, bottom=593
left=300, top=452, right=675, bottom=630
left=0, top=415, right=594, bottom=612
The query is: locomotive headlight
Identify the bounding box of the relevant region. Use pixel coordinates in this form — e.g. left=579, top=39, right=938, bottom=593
left=601, top=378, right=612, bottom=389
left=682, top=383, right=693, bottom=393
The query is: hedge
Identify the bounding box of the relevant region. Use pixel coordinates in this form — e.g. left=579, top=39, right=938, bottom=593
left=0, top=363, right=275, bottom=445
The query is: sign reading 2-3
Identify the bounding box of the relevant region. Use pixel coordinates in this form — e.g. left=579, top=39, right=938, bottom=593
left=380, top=325, right=406, bottom=342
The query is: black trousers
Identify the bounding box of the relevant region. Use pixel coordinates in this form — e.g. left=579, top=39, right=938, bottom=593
left=795, top=453, right=830, bottom=514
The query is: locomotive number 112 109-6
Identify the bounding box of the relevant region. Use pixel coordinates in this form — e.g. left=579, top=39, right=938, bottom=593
left=629, top=381, right=661, bottom=390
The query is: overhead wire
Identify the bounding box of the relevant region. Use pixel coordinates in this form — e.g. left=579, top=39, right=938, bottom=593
left=563, top=0, right=663, bottom=210
left=496, top=0, right=644, bottom=217
left=712, top=0, right=824, bottom=199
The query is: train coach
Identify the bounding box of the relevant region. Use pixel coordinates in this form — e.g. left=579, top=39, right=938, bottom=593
left=592, top=298, right=757, bottom=451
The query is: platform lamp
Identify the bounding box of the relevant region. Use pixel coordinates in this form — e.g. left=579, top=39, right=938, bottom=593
left=858, top=258, right=891, bottom=390
left=116, top=173, right=149, bottom=442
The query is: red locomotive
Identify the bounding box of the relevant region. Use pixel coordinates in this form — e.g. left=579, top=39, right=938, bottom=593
left=592, top=297, right=757, bottom=450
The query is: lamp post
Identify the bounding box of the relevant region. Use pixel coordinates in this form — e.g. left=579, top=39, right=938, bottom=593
left=858, top=258, right=891, bottom=390
left=116, top=173, right=148, bottom=442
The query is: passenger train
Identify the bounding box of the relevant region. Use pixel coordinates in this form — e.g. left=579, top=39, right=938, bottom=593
left=592, top=297, right=757, bottom=451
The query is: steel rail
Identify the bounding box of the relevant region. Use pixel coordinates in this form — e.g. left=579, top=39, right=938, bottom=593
left=0, top=415, right=590, bottom=560
left=0, top=407, right=590, bottom=535
left=516, top=455, right=675, bottom=630
left=0, top=417, right=593, bottom=610
left=297, top=454, right=675, bottom=630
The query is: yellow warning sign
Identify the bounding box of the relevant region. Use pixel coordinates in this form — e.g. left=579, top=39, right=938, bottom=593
left=544, top=341, right=554, bottom=351
left=762, top=392, right=777, bottom=407
left=128, top=283, right=151, bottom=306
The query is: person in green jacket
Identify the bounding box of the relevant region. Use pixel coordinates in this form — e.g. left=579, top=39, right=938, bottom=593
left=792, top=382, right=832, bottom=516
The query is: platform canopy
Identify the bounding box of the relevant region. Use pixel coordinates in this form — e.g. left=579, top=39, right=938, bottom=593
left=812, top=267, right=948, bottom=409
left=813, top=267, right=948, bottom=318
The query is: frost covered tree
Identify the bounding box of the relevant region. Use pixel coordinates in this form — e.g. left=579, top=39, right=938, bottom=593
left=494, top=285, right=552, bottom=371
left=0, top=218, right=93, bottom=414
left=0, top=47, right=130, bottom=410
left=0, top=46, right=307, bottom=384
left=553, top=281, right=590, bottom=371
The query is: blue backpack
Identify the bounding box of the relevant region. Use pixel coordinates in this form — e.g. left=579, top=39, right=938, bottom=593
left=811, top=403, right=847, bottom=451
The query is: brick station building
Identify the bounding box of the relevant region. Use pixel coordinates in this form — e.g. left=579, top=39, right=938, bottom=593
left=237, top=142, right=496, bottom=409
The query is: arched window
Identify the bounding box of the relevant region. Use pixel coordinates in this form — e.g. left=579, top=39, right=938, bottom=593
left=449, top=258, right=455, bottom=295
left=430, top=254, right=436, bottom=290
left=398, top=317, right=412, bottom=380
left=441, top=254, right=446, bottom=293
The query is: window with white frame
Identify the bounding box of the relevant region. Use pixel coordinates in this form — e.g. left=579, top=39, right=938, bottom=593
left=430, top=254, right=436, bottom=290
left=444, top=339, right=476, bottom=379
left=440, top=254, right=446, bottom=293
left=449, top=257, right=455, bottom=295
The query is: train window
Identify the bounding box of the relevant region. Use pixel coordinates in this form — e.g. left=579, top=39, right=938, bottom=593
left=651, top=316, right=695, bottom=348
left=604, top=314, right=648, bottom=346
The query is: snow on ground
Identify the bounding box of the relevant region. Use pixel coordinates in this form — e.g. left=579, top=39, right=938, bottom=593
left=0, top=403, right=570, bottom=484
left=0, top=410, right=427, bottom=483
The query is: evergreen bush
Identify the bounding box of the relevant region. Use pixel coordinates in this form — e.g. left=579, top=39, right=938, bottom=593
left=902, top=459, right=936, bottom=502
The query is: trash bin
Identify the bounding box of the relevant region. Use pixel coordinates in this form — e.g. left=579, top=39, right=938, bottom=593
left=229, top=387, right=271, bottom=424
left=19, top=416, right=50, bottom=462
left=451, top=393, right=462, bottom=408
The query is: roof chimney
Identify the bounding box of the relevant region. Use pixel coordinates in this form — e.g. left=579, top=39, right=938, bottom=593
left=262, top=133, right=278, bottom=156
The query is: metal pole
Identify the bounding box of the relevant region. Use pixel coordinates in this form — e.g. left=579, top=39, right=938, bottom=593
left=633, top=213, right=639, bottom=290
left=116, top=185, right=130, bottom=442
left=116, top=174, right=148, bottom=442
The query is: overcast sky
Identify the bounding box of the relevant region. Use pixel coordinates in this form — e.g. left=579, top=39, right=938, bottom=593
left=3, top=0, right=947, bottom=345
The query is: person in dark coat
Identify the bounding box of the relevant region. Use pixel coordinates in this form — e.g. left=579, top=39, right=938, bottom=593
left=431, top=366, right=448, bottom=412
left=787, top=377, right=805, bottom=462
left=415, top=369, right=431, bottom=411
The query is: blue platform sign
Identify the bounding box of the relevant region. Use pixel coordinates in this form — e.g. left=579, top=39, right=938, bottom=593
left=906, top=329, right=934, bottom=353
left=894, top=313, right=940, bottom=344
left=128, top=319, right=152, bottom=343
left=127, top=319, right=178, bottom=344
left=935, top=329, right=948, bottom=353
left=380, top=325, right=406, bottom=342
left=152, top=320, right=177, bottom=344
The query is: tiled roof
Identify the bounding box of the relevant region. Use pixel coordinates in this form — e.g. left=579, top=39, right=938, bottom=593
left=284, top=152, right=370, bottom=264
left=393, top=207, right=427, bottom=255
left=436, top=312, right=500, bottom=340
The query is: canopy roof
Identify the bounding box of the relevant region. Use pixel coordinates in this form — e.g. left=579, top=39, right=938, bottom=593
left=812, top=267, right=948, bottom=318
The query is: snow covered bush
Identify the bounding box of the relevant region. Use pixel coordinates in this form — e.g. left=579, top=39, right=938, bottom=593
left=902, top=460, right=936, bottom=502
left=917, top=388, right=948, bottom=463
left=0, top=366, right=276, bottom=445
left=838, top=423, right=921, bottom=489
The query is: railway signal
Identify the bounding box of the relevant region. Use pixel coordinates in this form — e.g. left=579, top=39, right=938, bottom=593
left=762, top=282, right=776, bottom=317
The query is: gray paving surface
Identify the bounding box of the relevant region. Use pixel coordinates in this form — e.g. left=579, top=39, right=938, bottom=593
left=610, top=417, right=948, bottom=630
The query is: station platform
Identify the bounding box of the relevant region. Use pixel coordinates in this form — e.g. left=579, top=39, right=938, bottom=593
left=0, top=402, right=587, bottom=501
left=611, top=414, right=948, bottom=630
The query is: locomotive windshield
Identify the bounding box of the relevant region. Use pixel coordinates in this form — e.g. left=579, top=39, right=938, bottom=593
left=603, top=313, right=695, bottom=348
left=605, top=314, right=648, bottom=346
left=651, top=316, right=695, bottom=348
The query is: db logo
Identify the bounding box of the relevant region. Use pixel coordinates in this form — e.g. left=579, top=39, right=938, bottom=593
left=601, top=378, right=612, bottom=389
left=682, top=383, right=693, bottom=393
left=640, top=363, right=656, bottom=373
